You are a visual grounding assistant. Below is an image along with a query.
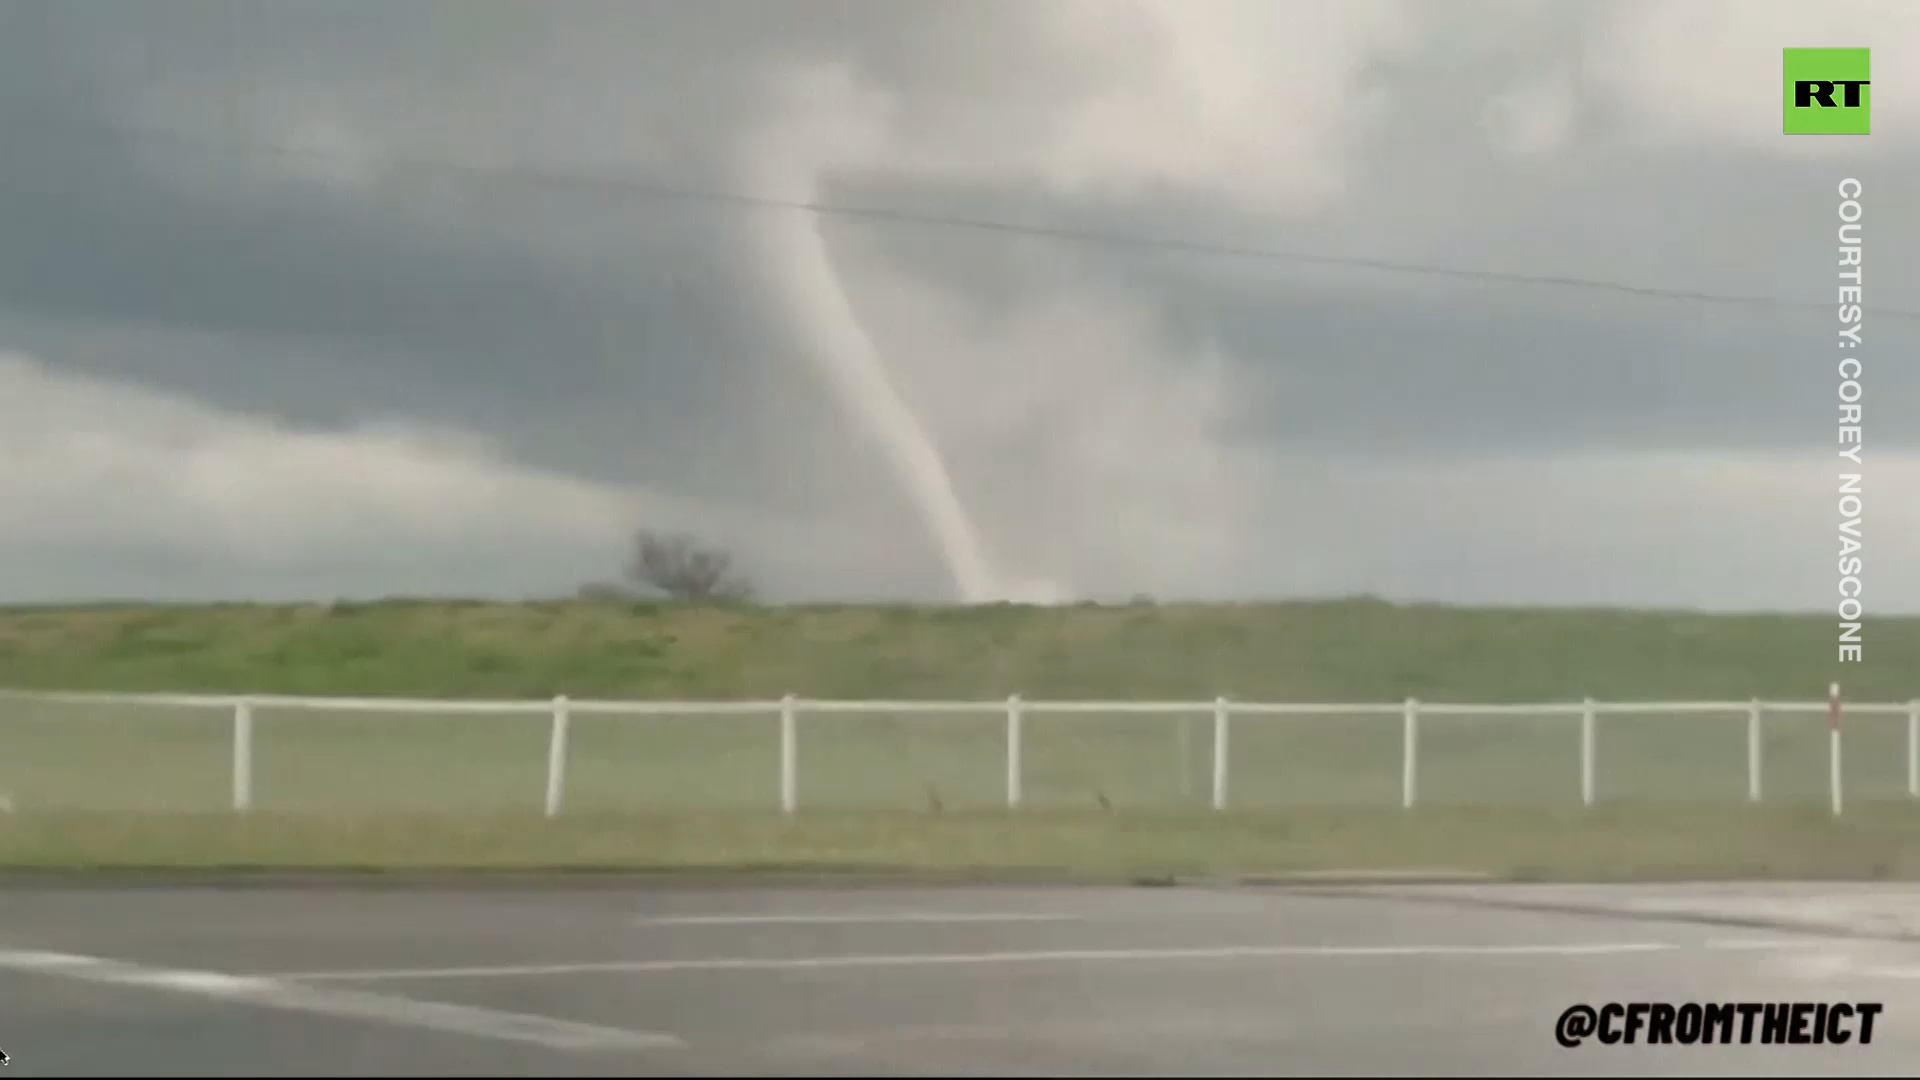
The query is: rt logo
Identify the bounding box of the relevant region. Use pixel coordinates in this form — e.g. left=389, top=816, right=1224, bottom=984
left=1785, top=48, right=1871, bottom=134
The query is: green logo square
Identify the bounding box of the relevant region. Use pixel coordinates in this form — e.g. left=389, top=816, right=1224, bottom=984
left=1784, top=48, right=1871, bottom=134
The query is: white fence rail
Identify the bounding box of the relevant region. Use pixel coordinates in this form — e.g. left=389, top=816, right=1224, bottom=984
left=1, top=687, right=1915, bottom=817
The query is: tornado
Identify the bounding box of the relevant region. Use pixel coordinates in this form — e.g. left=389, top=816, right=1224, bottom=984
left=747, top=182, right=1003, bottom=603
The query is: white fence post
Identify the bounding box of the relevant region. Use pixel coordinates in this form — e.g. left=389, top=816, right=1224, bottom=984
left=780, top=694, right=798, bottom=815
left=1828, top=682, right=1843, bottom=818
left=232, top=697, right=253, bottom=813
left=1006, top=694, right=1023, bottom=809
left=1908, top=699, right=1918, bottom=799
left=544, top=695, right=570, bottom=818
left=1580, top=697, right=1596, bottom=807
left=14, top=689, right=1920, bottom=817
left=1178, top=715, right=1193, bottom=798
left=1211, top=696, right=1230, bottom=811
left=1401, top=698, right=1418, bottom=809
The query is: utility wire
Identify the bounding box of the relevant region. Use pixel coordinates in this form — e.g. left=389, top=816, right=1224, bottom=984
left=9, top=107, right=1918, bottom=322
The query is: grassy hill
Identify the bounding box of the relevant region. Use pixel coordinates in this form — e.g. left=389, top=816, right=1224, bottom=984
left=0, top=598, right=1906, bottom=702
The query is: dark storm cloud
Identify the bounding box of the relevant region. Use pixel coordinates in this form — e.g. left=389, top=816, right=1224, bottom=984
left=6, top=0, right=1915, bottom=465
left=1, top=0, right=1916, bottom=606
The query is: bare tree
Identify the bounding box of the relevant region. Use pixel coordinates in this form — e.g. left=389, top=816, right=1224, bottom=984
left=625, top=529, right=754, bottom=602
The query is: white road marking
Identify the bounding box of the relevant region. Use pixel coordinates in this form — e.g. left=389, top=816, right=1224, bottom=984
left=1792, top=952, right=1920, bottom=982
left=637, top=912, right=1079, bottom=926
left=0, top=948, right=683, bottom=1052
left=1704, top=937, right=1834, bottom=951
left=268, top=940, right=1684, bottom=983
left=1851, top=965, right=1920, bottom=981
left=1748, top=940, right=1920, bottom=995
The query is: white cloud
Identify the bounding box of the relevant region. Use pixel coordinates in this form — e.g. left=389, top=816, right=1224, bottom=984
left=1482, top=69, right=1577, bottom=159
left=751, top=0, right=1417, bottom=217
left=1235, top=450, right=1920, bottom=613
left=1587, top=0, right=1916, bottom=155
left=0, top=352, right=1005, bottom=601
left=982, top=0, right=1413, bottom=208
left=0, top=352, right=633, bottom=561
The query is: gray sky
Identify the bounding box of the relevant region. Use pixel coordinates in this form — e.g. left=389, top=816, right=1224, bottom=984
left=1, top=0, right=1915, bottom=611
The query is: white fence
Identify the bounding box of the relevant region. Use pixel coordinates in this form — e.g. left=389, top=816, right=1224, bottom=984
left=1, top=689, right=1915, bottom=817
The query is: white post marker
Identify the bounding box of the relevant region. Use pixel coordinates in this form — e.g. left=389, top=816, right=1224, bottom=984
left=544, top=695, right=570, bottom=818
left=1747, top=699, right=1763, bottom=803
left=232, top=697, right=254, bottom=813
left=779, top=694, right=798, bottom=815
left=1580, top=697, right=1596, bottom=808
left=1005, top=694, right=1023, bottom=810
left=1828, top=682, right=1843, bottom=818
left=1401, top=698, right=1418, bottom=809
left=1178, top=714, right=1193, bottom=799
left=1211, top=696, right=1230, bottom=811
left=1908, top=699, right=1918, bottom=799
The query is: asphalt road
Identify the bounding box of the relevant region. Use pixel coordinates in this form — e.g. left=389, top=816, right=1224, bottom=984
left=3, top=881, right=1920, bottom=1076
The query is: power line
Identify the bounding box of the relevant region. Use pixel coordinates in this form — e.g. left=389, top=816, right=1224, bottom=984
left=11, top=107, right=1920, bottom=322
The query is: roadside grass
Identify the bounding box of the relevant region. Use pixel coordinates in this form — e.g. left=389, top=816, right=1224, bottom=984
left=4, top=805, right=1919, bottom=881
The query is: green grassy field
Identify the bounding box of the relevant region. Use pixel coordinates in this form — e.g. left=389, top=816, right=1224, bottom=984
left=0, top=597, right=1909, bottom=701
left=0, top=599, right=1915, bottom=875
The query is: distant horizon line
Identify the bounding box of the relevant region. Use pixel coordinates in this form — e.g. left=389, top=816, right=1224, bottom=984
left=0, top=594, right=1910, bottom=619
